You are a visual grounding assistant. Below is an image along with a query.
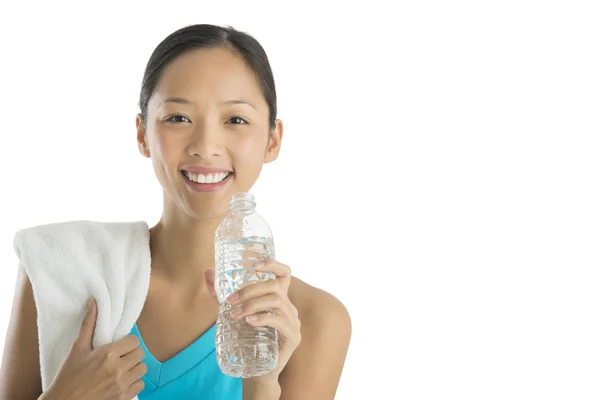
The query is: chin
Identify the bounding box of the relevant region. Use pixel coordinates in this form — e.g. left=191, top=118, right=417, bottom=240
left=180, top=199, right=228, bottom=221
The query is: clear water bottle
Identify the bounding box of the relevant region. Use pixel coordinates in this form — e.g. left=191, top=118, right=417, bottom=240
left=214, top=192, right=279, bottom=378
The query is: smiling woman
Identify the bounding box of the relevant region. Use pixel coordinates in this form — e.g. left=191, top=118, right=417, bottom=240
left=0, top=24, right=351, bottom=400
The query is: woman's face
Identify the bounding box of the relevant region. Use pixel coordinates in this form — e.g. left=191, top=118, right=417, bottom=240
left=136, top=47, right=283, bottom=220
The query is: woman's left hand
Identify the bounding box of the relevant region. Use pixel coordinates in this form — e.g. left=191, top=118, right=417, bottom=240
left=204, top=260, right=302, bottom=385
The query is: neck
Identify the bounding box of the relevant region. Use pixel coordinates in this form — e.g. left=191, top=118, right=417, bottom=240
left=149, top=203, right=224, bottom=286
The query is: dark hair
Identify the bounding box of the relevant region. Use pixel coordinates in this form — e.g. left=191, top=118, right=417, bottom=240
left=138, top=24, right=277, bottom=129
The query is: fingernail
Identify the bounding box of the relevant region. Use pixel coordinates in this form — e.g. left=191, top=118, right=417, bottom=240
left=246, top=315, right=258, bottom=322
left=231, top=307, right=243, bottom=317
left=87, top=298, right=93, bottom=311
left=227, top=292, right=239, bottom=303
left=255, top=261, right=265, bottom=269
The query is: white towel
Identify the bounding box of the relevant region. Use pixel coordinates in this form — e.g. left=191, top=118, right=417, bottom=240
left=13, top=220, right=151, bottom=397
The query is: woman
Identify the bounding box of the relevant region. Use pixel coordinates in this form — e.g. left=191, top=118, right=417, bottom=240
left=0, top=24, right=351, bottom=399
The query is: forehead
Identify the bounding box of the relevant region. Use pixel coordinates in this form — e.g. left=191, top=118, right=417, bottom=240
left=152, top=47, right=265, bottom=107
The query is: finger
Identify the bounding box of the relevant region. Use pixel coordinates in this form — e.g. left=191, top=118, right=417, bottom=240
left=226, top=279, right=281, bottom=305
left=245, top=313, right=301, bottom=346
left=109, top=334, right=141, bottom=356
left=254, top=259, right=292, bottom=278
left=230, top=293, right=284, bottom=320
left=120, top=346, right=145, bottom=370
left=203, top=268, right=217, bottom=299
left=125, top=361, right=148, bottom=384
left=127, top=379, right=145, bottom=398
left=255, top=260, right=292, bottom=291
left=74, top=298, right=97, bottom=353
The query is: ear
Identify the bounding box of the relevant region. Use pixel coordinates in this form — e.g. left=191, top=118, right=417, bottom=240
left=264, top=119, right=283, bottom=164
left=136, top=113, right=151, bottom=158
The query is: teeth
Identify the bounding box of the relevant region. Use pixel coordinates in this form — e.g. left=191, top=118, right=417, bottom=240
left=184, top=171, right=230, bottom=184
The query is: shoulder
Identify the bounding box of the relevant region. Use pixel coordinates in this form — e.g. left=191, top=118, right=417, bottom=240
left=288, top=276, right=352, bottom=356
left=289, top=276, right=351, bottom=334
left=14, top=220, right=148, bottom=240
left=13, top=220, right=150, bottom=280
left=281, top=277, right=351, bottom=397
left=0, top=266, right=42, bottom=398
left=14, top=220, right=148, bottom=254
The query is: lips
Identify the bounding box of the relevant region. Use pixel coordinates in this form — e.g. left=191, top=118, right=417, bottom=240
left=182, top=170, right=232, bottom=184
left=180, top=169, right=233, bottom=193
left=180, top=164, right=233, bottom=174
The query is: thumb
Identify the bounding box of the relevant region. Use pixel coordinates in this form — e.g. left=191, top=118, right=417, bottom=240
left=203, top=269, right=217, bottom=299
left=74, top=298, right=97, bottom=353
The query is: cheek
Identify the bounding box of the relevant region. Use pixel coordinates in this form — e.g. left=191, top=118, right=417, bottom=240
left=229, top=135, right=267, bottom=179
left=232, top=135, right=266, bottom=163
left=151, top=130, right=181, bottom=162
left=148, top=129, right=186, bottom=186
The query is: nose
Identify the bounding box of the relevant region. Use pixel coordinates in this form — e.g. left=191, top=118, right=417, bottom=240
left=186, top=121, right=223, bottom=159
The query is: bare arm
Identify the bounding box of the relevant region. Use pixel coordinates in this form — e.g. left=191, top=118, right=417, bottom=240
left=0, top=266, right=43, bottom=400
left=279, top=289, right=352, bottom=399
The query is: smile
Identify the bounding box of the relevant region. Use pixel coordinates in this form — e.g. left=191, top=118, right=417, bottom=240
left=180, top=169, right=233, bottom=193
left=182, top=170, right=231, bottom=184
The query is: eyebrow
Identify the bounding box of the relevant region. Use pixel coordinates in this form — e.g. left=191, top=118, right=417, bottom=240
left=157, top=97, right=194, bottom=108
left=157, top=97, right=256, bottom=110
left=223, top=99, right=256, bottom=109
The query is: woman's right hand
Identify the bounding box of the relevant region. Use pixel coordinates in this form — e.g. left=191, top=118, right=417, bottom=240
left=44, top=299, right=147, bottom=400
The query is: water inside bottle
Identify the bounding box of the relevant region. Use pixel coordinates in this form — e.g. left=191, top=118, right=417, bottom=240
left=214, top=235, right=279, bottom=377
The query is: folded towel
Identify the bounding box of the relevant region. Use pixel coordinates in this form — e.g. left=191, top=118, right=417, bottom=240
left=13, top=220, right=151, bottom=397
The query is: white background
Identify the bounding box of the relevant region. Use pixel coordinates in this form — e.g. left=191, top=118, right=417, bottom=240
left=0, top=1, right=599, bottom=399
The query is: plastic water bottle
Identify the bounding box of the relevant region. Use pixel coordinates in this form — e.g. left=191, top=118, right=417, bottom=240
left=214, top=192, right=279, bottom=378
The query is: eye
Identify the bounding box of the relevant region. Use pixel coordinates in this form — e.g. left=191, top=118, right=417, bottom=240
left=228, top=116, right=247, bottom=125
left=166, top=115, right=191, bottom=123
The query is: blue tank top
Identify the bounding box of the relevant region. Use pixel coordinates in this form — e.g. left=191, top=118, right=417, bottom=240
left=129, top=323, right=242, bottom=399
